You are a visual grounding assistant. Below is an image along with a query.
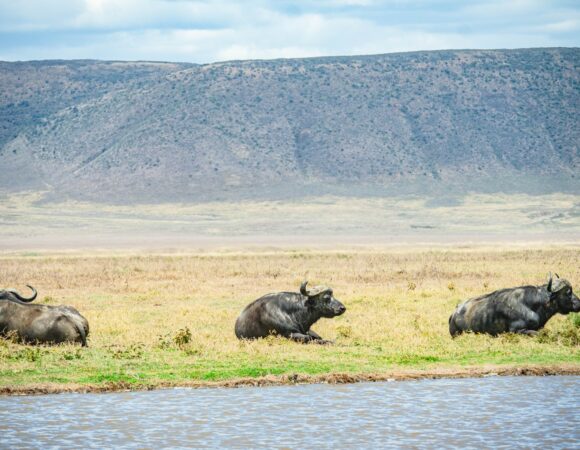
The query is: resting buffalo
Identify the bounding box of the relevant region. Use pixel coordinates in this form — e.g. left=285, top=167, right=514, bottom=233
left=449, top=274, right=580, bottom=337
left=235, top=281, right=346, bottom=343
left=0, top=285, right=89, bottom=346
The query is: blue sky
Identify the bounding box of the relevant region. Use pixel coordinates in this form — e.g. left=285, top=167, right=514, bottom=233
left=0, top=0, right=578, bottom=62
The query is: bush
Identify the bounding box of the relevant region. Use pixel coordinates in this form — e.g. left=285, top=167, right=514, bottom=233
left=157, top=327, right=192, bottom=350
left=173, top=327, right=192, bottom=347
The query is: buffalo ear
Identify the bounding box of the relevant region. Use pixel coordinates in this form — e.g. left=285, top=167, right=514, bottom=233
left=547, top=272, right=553, bottom=292
left=305, top=296, right=315, bottom=306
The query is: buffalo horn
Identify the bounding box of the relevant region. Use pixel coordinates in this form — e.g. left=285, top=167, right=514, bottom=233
left=300, top=281, right=309, bottom=296
left=8, top=284, right=38, bottom=302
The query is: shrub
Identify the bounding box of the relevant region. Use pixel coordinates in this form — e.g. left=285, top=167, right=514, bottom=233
left=157, top=327, right=192, bottom=350
left=173, top=327, right=192, bottom=347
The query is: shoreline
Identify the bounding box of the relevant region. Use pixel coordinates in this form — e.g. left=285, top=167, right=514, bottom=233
left=2, top=364, right=579, bottom=397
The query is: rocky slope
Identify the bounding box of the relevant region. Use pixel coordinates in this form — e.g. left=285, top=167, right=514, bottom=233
left=0, top=48, right=578, bottom=202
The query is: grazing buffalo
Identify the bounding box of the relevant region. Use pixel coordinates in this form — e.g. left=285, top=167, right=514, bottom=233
left=235, top=281, right=346, bottom=343
left=449, top=274, right=580, bottom=337
left=0, top=285, right=89, bottom=346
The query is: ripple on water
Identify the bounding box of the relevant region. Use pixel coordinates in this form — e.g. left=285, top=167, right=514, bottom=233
left=1, top=376, right=579, bottom=449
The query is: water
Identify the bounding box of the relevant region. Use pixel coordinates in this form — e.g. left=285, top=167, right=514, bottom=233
left=1, top=376, right=579, bottom=449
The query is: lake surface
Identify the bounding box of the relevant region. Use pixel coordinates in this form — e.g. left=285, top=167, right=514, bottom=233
left=1, top=376, right=579, bottom=449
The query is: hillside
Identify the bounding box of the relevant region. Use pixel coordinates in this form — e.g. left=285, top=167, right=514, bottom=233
left=0, top=48, right=578, bottom=202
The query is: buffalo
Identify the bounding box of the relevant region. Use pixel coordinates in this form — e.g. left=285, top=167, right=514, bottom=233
left=0, top=285, right=89, bottom=346
left=235, top=281, right=346, bottom=343
left=449, top=273, right=580, bottom=337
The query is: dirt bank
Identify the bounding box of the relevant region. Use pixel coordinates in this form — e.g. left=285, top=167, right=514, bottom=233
left=2, top=364, right=579, bottom=396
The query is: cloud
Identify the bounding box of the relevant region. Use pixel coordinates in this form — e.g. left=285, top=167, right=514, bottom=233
left=531, top=19, right=579, bottom=32
left=0, top=0, right=578, bottom=62
left=0, top=0, right=247, bottom=32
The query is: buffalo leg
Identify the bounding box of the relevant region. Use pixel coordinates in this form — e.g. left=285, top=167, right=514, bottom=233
left=307, top=330, right=322, bottom=340
left=506, top=305, right=540, bottom=333
left=307, top=330, right=333, bottom=344
left=508, top=316, right=539, bottom=334
left=289, top=332, right=316, bottom=343
left=286, top=330, right=333, bottom=344
left=516, top=329, right=539, bottom=336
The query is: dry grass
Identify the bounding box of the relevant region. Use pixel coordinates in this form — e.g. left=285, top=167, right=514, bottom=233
left=1, top=192, right=579, bottom=250
left=0, top=247, right=579, bottom=390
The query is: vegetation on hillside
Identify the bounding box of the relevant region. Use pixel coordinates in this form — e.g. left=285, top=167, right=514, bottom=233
left=1, top=49, right=578, bottom=200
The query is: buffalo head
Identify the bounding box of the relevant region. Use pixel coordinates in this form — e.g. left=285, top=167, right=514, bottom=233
left=300, top=281, right=346, bottom=317
left=547, top=273, right=580, bottom=314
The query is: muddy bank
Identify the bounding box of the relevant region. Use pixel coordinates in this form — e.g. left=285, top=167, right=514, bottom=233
left=2, top=364, right=579, bottom=396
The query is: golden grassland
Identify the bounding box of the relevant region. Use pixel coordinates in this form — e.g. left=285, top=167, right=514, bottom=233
left=1, top=246, right=579, bottom=394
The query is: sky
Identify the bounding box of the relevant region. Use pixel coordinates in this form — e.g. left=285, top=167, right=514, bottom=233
left=0, top=0, right=578, bottom=63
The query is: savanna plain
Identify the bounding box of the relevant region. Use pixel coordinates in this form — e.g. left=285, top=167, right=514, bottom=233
left=1, top=246, right=579, bottom=394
